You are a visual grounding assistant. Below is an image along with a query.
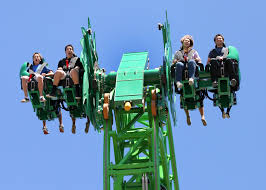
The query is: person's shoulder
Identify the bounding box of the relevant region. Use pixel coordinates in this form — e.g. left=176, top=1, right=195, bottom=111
left=73, top=55, right=80, bottom=60
left=59, top=57, right=66, bottom=62
left=208, top=48, right=216, bottom=58
left=209, top=48, right=216, bottom=52
left=174, top=50, right=182, bottom=56
left=191, top=49, right=198, bottom=53
left=58, top=58, right=66, bottom=64
left=208, top=48, right=216, bottom=54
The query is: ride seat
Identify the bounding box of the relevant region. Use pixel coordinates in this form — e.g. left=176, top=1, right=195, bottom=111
left=58, top=74, right=74, bottom=87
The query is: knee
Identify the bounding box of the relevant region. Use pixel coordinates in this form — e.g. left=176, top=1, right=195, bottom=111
left=70, top=68, right=78, bottom=75
left=55, top=70, right=64, bottom=76
left=176, top=62, right=184, bottom=68
left=188, top=60, right=196, bottom=66
left=36, top=75, right=43, bottom=81
left=21, top=76, right=28, bottom=81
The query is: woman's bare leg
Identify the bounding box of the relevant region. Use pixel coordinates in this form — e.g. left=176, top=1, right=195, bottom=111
left=199, top=107, right=207, bottom=126
left=42, top=120, right=49, bottom=134
left=21, top=76, right=29, bottom=97
left=71, top=117, right=76, bottom=134
left=58, top=110, right=64, bottom=133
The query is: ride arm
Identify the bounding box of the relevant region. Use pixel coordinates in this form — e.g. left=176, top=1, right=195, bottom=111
left=159, top=11, right=177, bottom=126
left=19, top=62, right=30, bottom=77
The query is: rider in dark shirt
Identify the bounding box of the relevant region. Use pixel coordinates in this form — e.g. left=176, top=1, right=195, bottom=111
left=207, top=34, right=238, bottom=88
left=207, top=34, right=238, bottom=119
left=47, top=44, right=83, bottom=99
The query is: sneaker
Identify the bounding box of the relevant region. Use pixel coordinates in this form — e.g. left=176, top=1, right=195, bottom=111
left=21, top=97, right=30, bottom=103
left=186, top=116, right=191, bottom=126
left=39, top=96, right=46, bottom=102
left=72, top=124, right=76, bottom=134
left=231, top=79, right=237, bottom=87
left=85, top=122, right=90, bottom=134
left=59, top=124, right=64, bottom=133
left=212, top=81, right=218, bottom=88
left=176, top=81, right=183, bottom=89
left=188, top=78, right=194, bottom=86
left=46, top=90, right=56, bottom=98
left=43, top=127, right=49, bottom=135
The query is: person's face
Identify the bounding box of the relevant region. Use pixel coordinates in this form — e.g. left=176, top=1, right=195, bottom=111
left=215, top=36, right=224, bottom=47
left=33, top=54, right=41, bottom=65
left=183, top=38, right=191, bottom=48
left=65, top=46, right=74, bottom=58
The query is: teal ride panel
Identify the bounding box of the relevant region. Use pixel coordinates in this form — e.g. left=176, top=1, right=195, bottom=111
left=227, top=46, right=239, bottom=61
left=20, top=62, right=29, bottom=77
left=114, top=52, right=148, bottom=106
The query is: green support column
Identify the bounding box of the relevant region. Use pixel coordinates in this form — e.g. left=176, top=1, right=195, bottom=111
left=167, top=115, right=180, bottom=190
left=152, top=116, right=161, bottom=190
left=103, top=116, right=112, bottom=190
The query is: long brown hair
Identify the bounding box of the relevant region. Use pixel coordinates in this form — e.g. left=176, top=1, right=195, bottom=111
left=32, top=52, right=43, bottom=61
left=180, top=35, right=194, bottom=50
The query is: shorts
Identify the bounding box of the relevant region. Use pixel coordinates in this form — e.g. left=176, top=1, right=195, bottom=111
left=57, top=68, right=79, bottom=80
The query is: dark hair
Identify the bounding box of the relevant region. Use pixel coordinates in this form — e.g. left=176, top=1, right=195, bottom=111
left=214, top=34, right=226, bottom=47
left=65, top=44, right=74, bottom=51
left=32, top=52, right=43, bottom=65
left=214, top=34, right=224, bottom=42
left=32, top=52, right=43, bottom=60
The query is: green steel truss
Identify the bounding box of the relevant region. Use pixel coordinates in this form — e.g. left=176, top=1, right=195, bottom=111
left=103, top=89, right=179, bottom=190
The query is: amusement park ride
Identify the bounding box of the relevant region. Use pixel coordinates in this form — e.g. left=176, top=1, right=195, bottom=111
left=20, top=13, right=239, bottom=190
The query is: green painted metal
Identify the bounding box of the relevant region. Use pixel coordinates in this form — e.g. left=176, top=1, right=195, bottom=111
left=227, top=46, right=241, bottom=81
left=63, top=87, right=77, bottom=106
left=160, top=11, right=177, bottom=127
left=20, top=11, right=240, bottom=190
left=178, top=68, right=237, bottom=111
left=104, top=69, right=161, bottom=89
left=101, top=64, right=180, bottom=189
left=114, top=52, right=148, bottom=106
left=227, top=46, right=239, bottom=61
left=20, top=62, right=29, bottom=77
left=27, top=83, right=58, bottom=121
left=182, top=81, right=195, bottom=98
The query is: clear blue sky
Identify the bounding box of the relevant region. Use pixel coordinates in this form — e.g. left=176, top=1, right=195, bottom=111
left=1, top=0, right=265, bottom=189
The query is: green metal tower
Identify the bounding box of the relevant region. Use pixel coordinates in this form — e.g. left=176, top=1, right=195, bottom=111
left=79, top=13, right=179, bottom=189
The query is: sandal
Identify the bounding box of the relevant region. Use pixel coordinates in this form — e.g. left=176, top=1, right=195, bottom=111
left=59, top=124, right=64, bottom=133
left=222, top=112, right=226, bottom=119
left=225, top=113, right=230, bottom=119
left=85, top=122, right=90, bottom=134
left=201, top=118, right=207, bottom=126
left=21, top=97, right=30, bottom=103
left=72, top=124, right=76, bottom=134
left=43, top=127, right=49, bottom=135
left=186, top=116, right=191, bottom=126
left=40, top=96, right=46, bottom=102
